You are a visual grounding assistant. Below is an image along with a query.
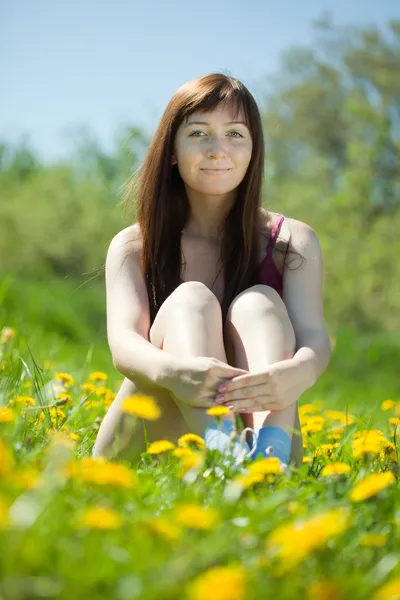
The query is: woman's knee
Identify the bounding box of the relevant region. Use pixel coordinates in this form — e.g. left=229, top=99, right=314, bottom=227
left=226, top=284, right=295, bottom=343
left=150, top=282, right=222, bottom=346
left=159, top=282, right=223, bottom=323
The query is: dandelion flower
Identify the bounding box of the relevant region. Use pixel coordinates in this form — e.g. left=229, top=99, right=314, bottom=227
left=321, top=462, right=351, bottom=476
left=76, top=506, right=123, bottom=529
left=380, top=400, right=395, bottom=411
left=65, top=457, right=137, bottom=488
left=122, top=395, right=161, bottom=420
left=372, top=577, right=400, bottom=600
left=0, top=439, right=15, bottom=475
left=349, top=472, right=395, bottom=502
left=266, top=507, right=351, bottom=569
left=233, top=471, right=265, bottom=490
left=206, top=406, right=230, bottom=418
left=248, top=457, right=283, bottom=476
left=0, top=407, right=15, bottom=423
left=9, top=396, right=36, bottom=407
left=145, top=517, right=181, bottom=543
left=55, top=372, right=74, bottom=388
left=187, top=564, right=247, bottom=600
left=178, top=433, right=205, bottom=449
left=172, top=447, right=203, bottom=477
left=88, top=371, right=108, bottom=383
left=175, top=503, right=219, bottom=530
left=0, top=496, right=10, bottom=528
left=147, top=440, right=176, bottom=454
left=359, top=533, right=388, bottom=547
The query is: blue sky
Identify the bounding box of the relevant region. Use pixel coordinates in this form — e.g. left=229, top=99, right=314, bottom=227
left=1, top=0, right=398, bottom=163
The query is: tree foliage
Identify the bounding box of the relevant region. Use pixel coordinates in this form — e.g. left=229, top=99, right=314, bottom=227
left=1, top=17, right=399, bottom=335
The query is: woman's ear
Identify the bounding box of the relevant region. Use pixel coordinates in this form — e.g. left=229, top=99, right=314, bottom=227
left=171, top=155, right=177, bottom=166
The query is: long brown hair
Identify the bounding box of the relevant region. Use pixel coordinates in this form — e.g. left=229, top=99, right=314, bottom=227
left=124, top=73, right=274, bottom=326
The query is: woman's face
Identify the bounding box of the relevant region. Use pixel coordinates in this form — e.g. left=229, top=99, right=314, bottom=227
left=172, top=102, right=253, bottom=198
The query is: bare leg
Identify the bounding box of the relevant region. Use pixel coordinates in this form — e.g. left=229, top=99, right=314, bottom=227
left=224, top=284, right=304, bottom=467
left=149, top=281, right=235, bottom=436
left=93, top=281, right=234, bottom=461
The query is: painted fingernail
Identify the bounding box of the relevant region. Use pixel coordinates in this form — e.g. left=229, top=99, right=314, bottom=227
left=218, top=385, right=227, bottom=392
left=226, top=404, right=234, bottom=409
left=238, top=408, right=246, bottom=413
left=215, top=395, right=225, bottom=403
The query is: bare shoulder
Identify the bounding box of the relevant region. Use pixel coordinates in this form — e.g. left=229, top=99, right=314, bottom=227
left=284, top=217, right=322, bottom=259
left=109, top=222, right=143, bottom=258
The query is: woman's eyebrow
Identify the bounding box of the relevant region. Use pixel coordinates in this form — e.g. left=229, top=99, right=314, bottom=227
left=184, top=120, right=248, bottom=127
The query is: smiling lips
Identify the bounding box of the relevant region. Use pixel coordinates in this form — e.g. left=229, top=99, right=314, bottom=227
left=201, top=168, right=230, bottom=174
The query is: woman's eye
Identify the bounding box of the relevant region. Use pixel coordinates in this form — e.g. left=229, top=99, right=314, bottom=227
left=189, top=130, right=243, bottom=138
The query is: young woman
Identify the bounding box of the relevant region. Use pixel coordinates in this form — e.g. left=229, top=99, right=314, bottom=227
left=93, top=73, right=331, bottom=468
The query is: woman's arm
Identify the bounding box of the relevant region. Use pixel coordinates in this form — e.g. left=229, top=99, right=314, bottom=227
left=106, top=227, right=182, bottom=389
left=283, top=218, right=332, bottom=389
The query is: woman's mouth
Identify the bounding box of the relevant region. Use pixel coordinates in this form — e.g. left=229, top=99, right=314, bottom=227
left=201, top=169, right=230, bottom=174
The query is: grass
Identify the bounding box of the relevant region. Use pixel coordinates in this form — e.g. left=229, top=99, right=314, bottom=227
left=0, top=277, right=399, bottom=599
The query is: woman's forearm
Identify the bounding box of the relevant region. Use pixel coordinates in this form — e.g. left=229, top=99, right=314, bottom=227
left=111, top=330, right=182, bottom=390
left=291, top=330, right=332, bottom=392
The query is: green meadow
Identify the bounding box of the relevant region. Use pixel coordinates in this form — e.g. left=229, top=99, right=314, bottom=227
left=0, top=276, right=399, bottom=600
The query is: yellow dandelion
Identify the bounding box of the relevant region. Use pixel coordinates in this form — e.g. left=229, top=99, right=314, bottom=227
left=266, top=507, right=351, bottom=569
left=381, top=400, right=395, bottom=411
left=301, top=415, right=325, bottom=434
left=302, top=456, right=312, bottom=464
left=359, top=533, right=388, bottom=547
left=395, top=402, right=400, bottom=417
left=372, top=577, right=400, bottom=600
left=55, top=393, right=72, bottom=405
left=95, top=386, right=108, bottom=397
left=352, top=430, right=388, bottom=459
left=187, top=564, right=247, bottom=600
left=88, top=371, right=108, bottom=383
left=55, top=372, right=74, bottom=388
left=389, top=417, right=400, bottom=427
left=0, top=327, right=16, bottom=344
left=147, top=440, right=176, bottom=454
left=175, top=503, right=219, bottom=530
left=321, top=462, right=351, bottom=476
left=299, top=404, right=318, bottom=417
left=323, top=410, right=355, bottom=425
left=0, top=406, right=16, bottom=423
left=0, top=439, right=15, bottom=475
left=349, top=472, right=395, bottom=502
left=9, top=467, right=42, bottom=490
left=145, top=517, right=181, bottom=543
left=248, top=457, right=283, bottom=476
left=233, top=471, right=265, bottom=490
left=85, top=400, right=101, bottom=409
left=206, top=406, right=230, bottom=418
left=314, top=443, right=340, bottom=459
left=122, top=394, right=161, bottom=420
left=65, top=457, right=137, bottom=488
left=0, top=496, right=10, bottom=528
left=77, top=506, right=123, bottom=529
left=172, top=447, right=203, bottom=477
left=9, top=396, right=36, bottom=407
left=327, top=429, right=344, bottom=441
left=178, top=433, right=206, bottom=449
left=80, top=382, right=96, bottom=394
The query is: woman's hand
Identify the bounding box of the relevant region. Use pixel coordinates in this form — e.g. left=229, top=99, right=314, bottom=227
left=215, top=358, right=308, bottom=413
left=164, top=356, right=249, bottom=409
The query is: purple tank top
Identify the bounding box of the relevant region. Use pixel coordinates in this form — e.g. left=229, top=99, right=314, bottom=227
left=180, top=214, right=285, bottom=296
left=258, top=214, right=285, bottom=298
